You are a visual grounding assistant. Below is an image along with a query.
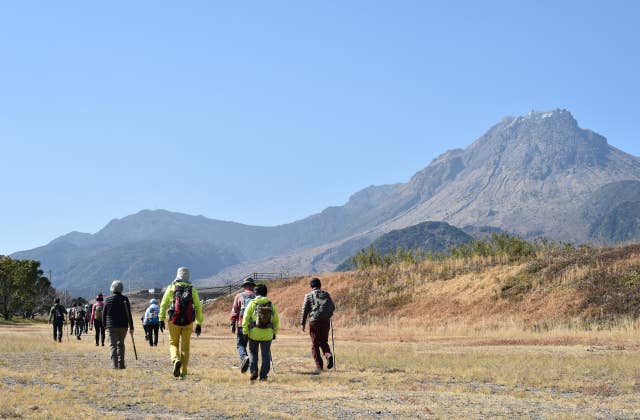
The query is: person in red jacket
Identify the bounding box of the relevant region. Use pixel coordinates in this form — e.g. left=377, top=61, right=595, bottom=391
left=90, top=293, right=105, bottom=346
left=229, top=277, right=256, bottom=373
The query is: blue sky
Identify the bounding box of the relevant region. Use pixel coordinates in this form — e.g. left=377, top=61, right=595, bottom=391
left=1, top=1, right=638, bottom=254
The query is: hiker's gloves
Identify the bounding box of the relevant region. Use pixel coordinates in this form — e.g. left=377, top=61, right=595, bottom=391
left=195, top=324, right=201, bottom=336
left=231, top=322, right=236, bottom=334
left=160, top=320, right=165, bottom=332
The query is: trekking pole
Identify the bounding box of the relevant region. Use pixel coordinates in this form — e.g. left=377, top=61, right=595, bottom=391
left=270, top=350, right=276, bottom=373
left=330, top=319, right=336, bottom=371
left=124, top=304, right=138, bottom=360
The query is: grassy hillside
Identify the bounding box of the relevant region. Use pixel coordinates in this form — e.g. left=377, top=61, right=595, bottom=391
left=204, top=242, right=640, bottom=335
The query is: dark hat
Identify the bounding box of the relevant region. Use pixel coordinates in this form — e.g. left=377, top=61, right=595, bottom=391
left=242, top=277, right=256, bottom=287
left=310, top=277, right=321, bottom=289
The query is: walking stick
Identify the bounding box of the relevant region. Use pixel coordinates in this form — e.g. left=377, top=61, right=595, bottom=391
left=124, top=304, right=138, bottom=360
left=270, top=349, right=276, bottom=373
left=330, top=319, right=336, bottom=371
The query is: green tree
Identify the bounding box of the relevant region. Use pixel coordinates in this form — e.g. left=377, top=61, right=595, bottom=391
left=0, top=256, right=45, bottom=319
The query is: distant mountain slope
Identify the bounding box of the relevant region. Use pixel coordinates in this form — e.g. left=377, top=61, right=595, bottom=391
left=368, top=221, right=473, bottom=254
left=12, top=239, right=241, bottom=297
left=336, top=221, right=473, bottom=271
left=14, top=109, right=640, bottom=294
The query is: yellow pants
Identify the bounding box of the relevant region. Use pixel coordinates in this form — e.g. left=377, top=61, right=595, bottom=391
left=168, top=322, right=193, bottom=375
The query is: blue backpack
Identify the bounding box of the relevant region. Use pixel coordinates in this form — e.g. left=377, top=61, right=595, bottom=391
left=240, top=293, right=255, bottom=319
left=147, top=305, right=160, bottom=325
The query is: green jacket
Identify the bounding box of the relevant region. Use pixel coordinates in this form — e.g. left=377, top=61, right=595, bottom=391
left=159, top=281, right=204, bottom=325
left=242, top=296, right=279, bottom=341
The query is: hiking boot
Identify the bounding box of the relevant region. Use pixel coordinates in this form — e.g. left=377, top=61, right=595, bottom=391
left=327, top=355, right=334, bottom=370
left=250, top=372, right=258, bottom=381
left=58, top=338, right=62, bottom=343
left=259, top=376, right=268, bottom=382
left=173, top=359, right=182, bottom=377
left=240, top=356, right=250, bottom=374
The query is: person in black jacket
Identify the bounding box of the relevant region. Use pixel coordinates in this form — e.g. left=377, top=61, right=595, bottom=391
left=103, top=280, right=134, bottom=369
left=48, top=298, right=67, bottom=342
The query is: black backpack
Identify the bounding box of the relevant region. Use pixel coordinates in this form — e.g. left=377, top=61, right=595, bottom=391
left=311, top=290, right=335, bottom=321
left=170, top=284, right=196, bottom=326
left=53, top=304, right=65, bottom=322
left=254, top=301, right=273, bottom=328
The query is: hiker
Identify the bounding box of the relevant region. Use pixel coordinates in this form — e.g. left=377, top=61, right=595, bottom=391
left=159, top=267, right=203, bottom=378
left=90, top=293, right=105, bottom=346
left=103, top=280, right=134, bottom=369
left=300, top=277, right=335, bottom=372
left=229, top=277, right=256, bottom=372
left=143, top=299, right=161, bottom=347
left=74, top=303, right=86, bottom=340
left=242, top=283, right=279, bottom=381
left=84, top=304, right=91, bottom=333
left=69, top=304, right=76, bottom=336
left=48, top=297, right=67, bottom=342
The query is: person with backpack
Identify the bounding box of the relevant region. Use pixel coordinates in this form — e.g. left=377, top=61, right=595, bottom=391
left=69, top=304, right=76, bottom=336
left=103, top=280, right=134, bottom=369
left=242, top=283, right=279, bottom=381
left=48, top=297, right=67, bottom=342
left=83, top=304, right=91, bottom=333
left=159, top=267, right=203, bottom=378
left=90, top=293, right=105, bottom=346
left=229, top=277, right=256, bottom=372
left=300, top=277, right=335, bottom=372
left=143, top=298, right=161, bottom=347
left=74, top=303, right=86, bottom=340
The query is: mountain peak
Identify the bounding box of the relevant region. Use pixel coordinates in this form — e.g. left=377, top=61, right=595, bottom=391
left=501, top=108, right=578, bottom=130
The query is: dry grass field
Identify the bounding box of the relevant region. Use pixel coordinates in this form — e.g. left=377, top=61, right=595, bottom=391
left=4, top=244, right=640, bottom=418
left=3, top=322, right=640, bottom=418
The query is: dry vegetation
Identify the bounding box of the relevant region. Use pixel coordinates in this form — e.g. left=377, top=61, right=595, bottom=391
left=4, top=244, right=640, bottom=418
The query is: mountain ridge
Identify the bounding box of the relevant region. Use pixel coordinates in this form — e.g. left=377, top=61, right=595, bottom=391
left=12, top=109, right=640, bottom=294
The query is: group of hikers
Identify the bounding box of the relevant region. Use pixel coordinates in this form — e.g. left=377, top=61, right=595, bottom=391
left=48, top=267, right=335, bottom=381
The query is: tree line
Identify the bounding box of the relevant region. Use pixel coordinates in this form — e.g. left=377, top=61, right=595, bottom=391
left=0, top=255, right=57, bottom=320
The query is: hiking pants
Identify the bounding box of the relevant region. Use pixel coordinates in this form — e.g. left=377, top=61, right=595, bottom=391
left=94, top=320, right=105, bottom=346
left=108, top=327, right=128, bottom=369
left=168, top=322, right=193, bottom=375
left=236, top=326, right=249, bottom=360
left=309, top=319, right=332, bottom=369
left=248, top=339, right=272, bottom=379
left=75, top=321, right=84, bottom=339
left=52, top=321, right=63, bottom=341
left=147, top=323, right=159, bottom=346
left=84, top=319, right=89, bottom=333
